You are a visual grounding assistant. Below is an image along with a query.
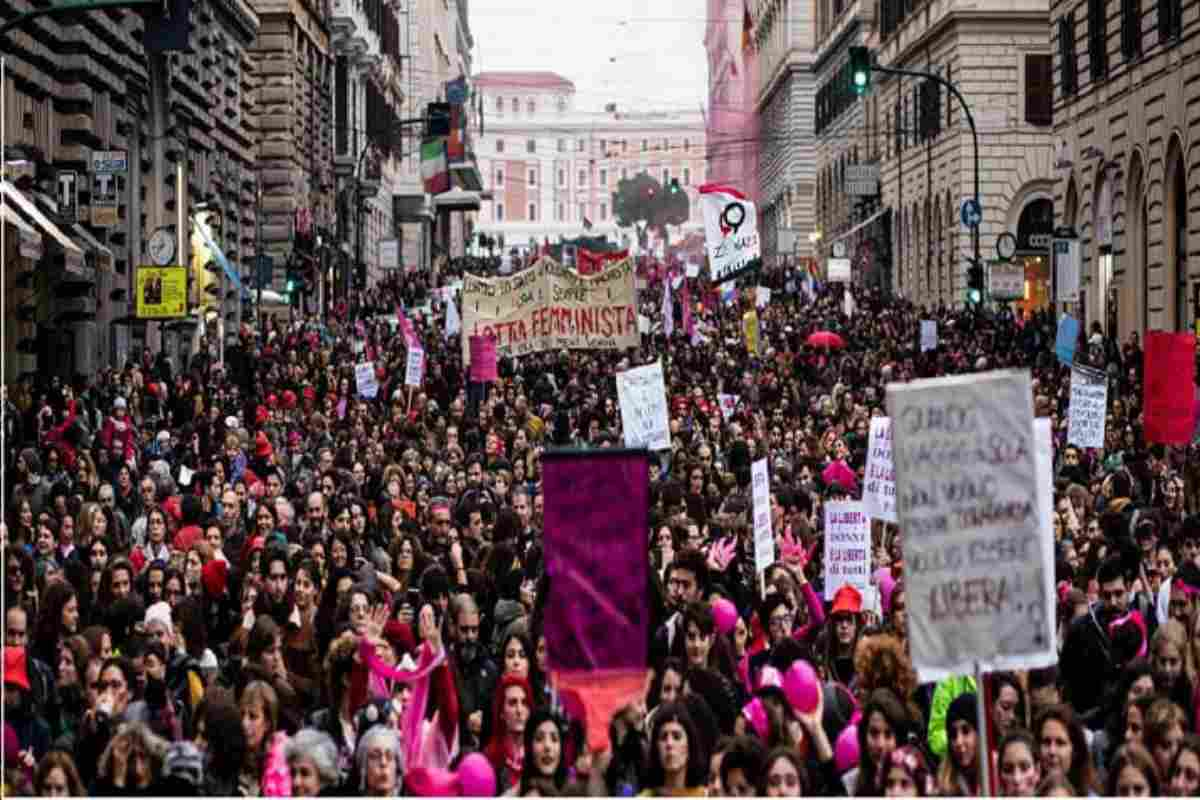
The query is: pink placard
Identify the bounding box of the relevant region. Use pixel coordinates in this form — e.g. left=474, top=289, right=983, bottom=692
left=469, top=335, right=497, bottom=382
left=1145, top=331, right=1196, bottom=444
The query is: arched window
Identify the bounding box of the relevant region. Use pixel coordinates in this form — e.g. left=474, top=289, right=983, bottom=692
left=511, top=97, right=519, bottom=113
left=496, top=96, right=504, bottom=113
left=527, top=99, right=536, bottom=115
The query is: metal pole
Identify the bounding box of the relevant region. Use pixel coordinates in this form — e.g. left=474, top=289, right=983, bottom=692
left=874, top=63, right=981, bottom=304
left=256, top=178, right=263, bottom=332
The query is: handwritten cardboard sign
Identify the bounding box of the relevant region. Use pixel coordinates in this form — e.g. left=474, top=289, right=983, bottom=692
left=616, top=360, right=671, bottom=451
left=887, top=369, right=1053, bottom=681
left=823, top=501, right=871, bottom=600
left=405, top=345, right=425, bottom=387
left=1067, top=366, right=1107, bottom=449
left=355, top=361, right=378, bottom=399
left=920, top=320, right=938, bottom=352
left=864, top=417, right=897, bottom=523
left=752, top=458, right=774, bottom=575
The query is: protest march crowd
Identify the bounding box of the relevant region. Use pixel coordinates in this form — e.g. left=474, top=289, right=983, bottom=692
left=2, top=251, right=1200, bottom=799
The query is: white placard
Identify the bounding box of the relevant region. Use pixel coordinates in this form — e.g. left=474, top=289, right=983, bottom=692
left=887, top=369, right=1053, bottom=682
left=1067, top=367, right=1107, bottom=449
left=756, top=286, right=771, bottom=308
left=686, top=262, right=700, bottom=278
left=827, top=258, right=851, bottom=282
left=1030, top=418, right=1059, bottom=671
left=638, top=314, right=651, bottom=334
left=920, top=320, right=938, bottom=352
left=823, top=501, right=871, bottom=600
left=864, top=417, right=897, bottom=523
left=752, top=459, right=774, bottom=575
left=616, top=360, right=671, bottom=451
left=701, top=187, right=760, bottom=284
left=405, top=346, right=425, bottom=387
left=355, top=361, right=379, bottom=399
left=718, top=393, right=739, bottom=421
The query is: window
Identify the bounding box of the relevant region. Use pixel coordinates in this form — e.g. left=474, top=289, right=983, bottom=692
left=662, top=138, right=670, bottom=151
left=557, top=96, right=567, bottom=112
left=621, top=167, right=628, bottom=180
left=579, top=169, right=587, bottom=185
left=1160, top=0, right=1183, bottom=41
left=496, top=139, right=505, bottom=153
left=526, top=139, right=536, bottom=153
left=578, top=203, right=585, bottom=220
left=684, top=138, right=690, bottom=152
left=496, top=169, right=504, bottom=186
left=558, top=139, right=566, bottom=153
left=528, top=203, right=537, bottom=221
left=577, top=138, right=585, bottom=152
left=1059, top=14, right=1078, bottom=97
left=512, top=98, right=519, bottom=113
left=683, top=167, right=690, bottom=186
left=599, top=169, right=608, bottom=185
left=1025, top=54, right=1053, bottom=126
left=557, top=203, right=564, bottom=221
left=1088, top=0, right=1107, bottom=82
left=496, top=204, right=504, bottom=221
left=599, top=139, right=606, bottom=153
left=496, top=96, right=504, bottom=113
left=622, top=140, right=628, bottom=152
left=662, top=168, right=670, bottom=185
left=642, top=139, right=648, bottom=151
left=527, top=99, right=536, bottom=114
left=600, top=203, right=608, bottom=220
left=1122, top=0, right=1142, bottom=59
left=528, top=168, right=537, bottom=186
left=558, top=169, right=565, bottom=186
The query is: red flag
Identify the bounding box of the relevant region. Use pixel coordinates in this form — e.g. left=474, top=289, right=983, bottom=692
left=1144, top=331, right=1196, bottom=444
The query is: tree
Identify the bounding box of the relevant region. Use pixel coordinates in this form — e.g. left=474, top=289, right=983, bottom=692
left=612, top=172, right=690, bottom=248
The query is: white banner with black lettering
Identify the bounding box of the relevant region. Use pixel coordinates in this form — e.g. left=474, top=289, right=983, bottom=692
left=616, top=360, right=671, bottom=451
left=1067, top=366, right=1107, bottom=449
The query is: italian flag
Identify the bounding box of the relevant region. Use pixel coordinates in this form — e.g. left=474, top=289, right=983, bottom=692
left=421, top=137, right=449, bottom=195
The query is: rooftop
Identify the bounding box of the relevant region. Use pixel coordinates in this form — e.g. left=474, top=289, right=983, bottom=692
left=473, top=71, right=576, bottom=91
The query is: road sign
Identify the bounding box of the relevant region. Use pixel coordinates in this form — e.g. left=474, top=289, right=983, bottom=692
left=91, top=149, right=126, bottom=228
left=56, top=171, right=78, bottom=224
left=845, top=164, right=880, bottom=197
left=960, top=198, right=982, bottom=228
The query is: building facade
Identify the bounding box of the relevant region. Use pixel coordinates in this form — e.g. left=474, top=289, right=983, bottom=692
left=1051, top=0, right=1197, bottom=338
left=751, top=0, right=818, bottom=268
left=705, top=0, right=760, bottom=199
left=854, top=0, right=1055, bottom=309
left=472, top=71, right=707, bottom=254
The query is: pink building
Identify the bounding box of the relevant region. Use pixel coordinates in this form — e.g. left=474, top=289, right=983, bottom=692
left=704, top=0, right=759, bottom=201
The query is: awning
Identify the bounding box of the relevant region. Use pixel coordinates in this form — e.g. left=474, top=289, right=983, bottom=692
left=394, top=194, right=435, bottom=222
left=1, top=204, right=44, bottom=260
left=0, top=181, right=84, bottom=257
left=433, top=188, right=482, bottom=211
left=824, top=208, right=889, bottom=248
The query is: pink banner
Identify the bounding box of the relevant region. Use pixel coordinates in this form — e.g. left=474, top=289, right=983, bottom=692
left=397, top=305, right=418, bottom=347
left=542, top=449, right=649, bottom=674
left=1145, top=331, right=1196, bottom=444
left=469, top=335, right=497, bottom=382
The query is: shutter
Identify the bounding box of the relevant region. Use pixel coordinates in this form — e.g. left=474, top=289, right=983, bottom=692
left=1025, top=54, right=1053, bottom=126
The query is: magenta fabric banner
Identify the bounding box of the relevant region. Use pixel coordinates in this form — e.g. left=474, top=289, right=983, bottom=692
left=469, top=335, right=498, bottom=382
left=543, top=449, right=649, bottom=673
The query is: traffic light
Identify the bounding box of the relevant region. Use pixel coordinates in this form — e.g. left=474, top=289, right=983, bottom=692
left=966, top=259, right=984, bottom=305
left=849, top=46, right=872, bottom=96
left=669, top=178, right=682, bottom=195
left=144, top=0, right=192, bottom=53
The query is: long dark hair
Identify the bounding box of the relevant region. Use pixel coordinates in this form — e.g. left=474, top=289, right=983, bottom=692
left=518, top=709, right=568, bottom=795
left=644, top=701, right=707, bottom=791
left=34, top=580, right=76, bottom=665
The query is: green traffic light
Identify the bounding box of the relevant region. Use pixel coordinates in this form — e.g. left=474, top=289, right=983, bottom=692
left=849, top=46, right=872, bottom=96
left=967, top=288, right=982, bottom=304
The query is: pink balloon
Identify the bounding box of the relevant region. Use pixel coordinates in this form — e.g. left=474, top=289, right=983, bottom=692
left=758, top=665, right=783, bottom=690
left=835, top=724, right=860, bottom=774
left=457, top=752, right=496, bottom=797
left=782, top=660, right=821, bottom=714
left=711, top=597, right=738, bottom=635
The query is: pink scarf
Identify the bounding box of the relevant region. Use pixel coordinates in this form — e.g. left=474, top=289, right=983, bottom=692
left=359, top=638, right=454, bottom=771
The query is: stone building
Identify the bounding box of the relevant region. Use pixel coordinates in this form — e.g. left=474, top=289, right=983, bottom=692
left=1050, top=0, right=1197, bottom=337
left=472, top=72, right=707, bottom=254
left=751, top=0, right=818, bottom=268
left=861, top=0, right=1055, bottom=309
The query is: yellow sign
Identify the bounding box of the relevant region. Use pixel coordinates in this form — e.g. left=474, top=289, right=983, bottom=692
left=135, top=266, right=187, bottom=319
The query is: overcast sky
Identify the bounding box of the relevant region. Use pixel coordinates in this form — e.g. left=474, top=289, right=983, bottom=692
left=469, top=1, right=710, bottom=113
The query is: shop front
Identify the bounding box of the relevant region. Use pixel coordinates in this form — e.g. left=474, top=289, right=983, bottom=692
left=1011, top=196, right=1054, bottom=317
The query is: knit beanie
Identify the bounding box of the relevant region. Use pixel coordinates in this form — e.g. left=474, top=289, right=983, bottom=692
left=946, top=692, right=979, bottom=740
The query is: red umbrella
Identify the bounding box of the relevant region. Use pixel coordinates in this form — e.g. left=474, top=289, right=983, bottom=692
left=806, top=331, right=846, bottom=349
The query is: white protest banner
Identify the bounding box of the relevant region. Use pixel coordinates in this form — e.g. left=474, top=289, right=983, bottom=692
left=718, top=393, right=739, bottom=421
left=823, top=501, right=871, bottom=600
left=355, top=361, right=379, bottom=399
left=462, top=257, right=638, bottom=363
left=1030, top=418, right=1058, bottom=671
left=920, top=320, right=938, bottom=352
left=405, top=346, right=425, bottom=387
left=756, top=286, right=771, bottom=308
left=1067, top=366, right=1107, bottom=449
left=888, top=369, right=1052, bottom=682
left=701, top=185, right=760, bottom=284
left=752, top=458, right=774, bottom=575
left=863, top=417, right=897, bottom=523
left=616, top=360, right=671, bottom=451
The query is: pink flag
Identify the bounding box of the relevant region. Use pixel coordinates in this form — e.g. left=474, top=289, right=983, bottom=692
left=397, top=305, right=418, bottom=347
left=469, top=335, right=497, bottom=382
left=1145, top=331, right=1196, bottom=444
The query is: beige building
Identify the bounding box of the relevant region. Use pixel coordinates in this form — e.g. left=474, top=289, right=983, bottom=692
left=1051, top=0, right=1195, bottom=338
left=752, top=0, right=819, bottom=267
left=815, top=0, right=1055, bottom=309
left=472, top=72, right=707, bottom=253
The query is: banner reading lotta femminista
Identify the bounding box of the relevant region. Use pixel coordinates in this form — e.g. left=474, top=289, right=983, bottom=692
left=461, top=257, right=638, bottom=363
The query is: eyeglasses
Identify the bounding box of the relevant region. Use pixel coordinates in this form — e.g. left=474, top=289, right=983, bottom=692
left=769, top=613, right=794, bottom=628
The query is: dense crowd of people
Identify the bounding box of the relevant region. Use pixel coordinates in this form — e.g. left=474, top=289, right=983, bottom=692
left=2, top=255, right=1200, bottom=797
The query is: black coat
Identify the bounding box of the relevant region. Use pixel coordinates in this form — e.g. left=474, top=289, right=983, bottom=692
left=1061, top=604, right=1116, bottom=727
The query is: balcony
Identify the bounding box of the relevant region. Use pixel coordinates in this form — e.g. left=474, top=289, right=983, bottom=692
left=330, top=0, right=381, bottom=59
